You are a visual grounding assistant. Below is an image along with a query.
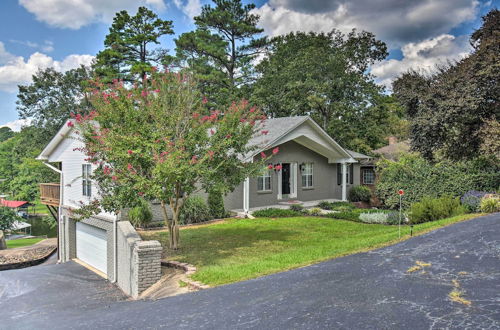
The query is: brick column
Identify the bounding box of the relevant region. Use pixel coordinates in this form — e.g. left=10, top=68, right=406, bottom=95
left=132, top=240, right=162, bottom=297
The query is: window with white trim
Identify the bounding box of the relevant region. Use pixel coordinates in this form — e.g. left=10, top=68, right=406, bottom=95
left=257, top=169, right=272, bottom=191
left=301, top=163, right=313, bottom=188
left=362, top=168, right=375, bottom=185
left=82, top=164, right=92, bottom=197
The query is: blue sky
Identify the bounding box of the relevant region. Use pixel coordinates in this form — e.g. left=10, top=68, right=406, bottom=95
left=0, top=0, right=497, bottom=130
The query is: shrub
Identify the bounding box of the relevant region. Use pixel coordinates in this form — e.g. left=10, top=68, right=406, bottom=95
left=359, top=212, right=389, bottom=224
left=317, top=201, right=355, bottom=210
left=127, top=199, right=153, bottom=228
left=461, top=190, right=494, bottom=212
left=480, top=196, right=500, bottom=213
left=348, top=186, right=372, bottom=203
left=376, top=154, right=500, bottom=209
left=289, top=204, right=304, bottom=212
left=180, top=196, right=212, bottom=225
left=208, top=190, right=227, bottom=219
left=252, top=208, right=301, bottom=218
left=308, top=207, right=323, bottom=216
left=410, top=196, right=467, bottom=224
left=386, top=211, right=403, bottom=225
left=325, top=209, right=388, bottom=222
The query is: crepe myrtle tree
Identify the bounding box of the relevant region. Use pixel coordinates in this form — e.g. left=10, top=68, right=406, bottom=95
left=72, top=70, right=275, bottom=249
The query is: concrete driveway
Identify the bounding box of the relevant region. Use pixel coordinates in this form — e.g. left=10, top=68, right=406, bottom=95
left=2, top=213, right=499, bottom=329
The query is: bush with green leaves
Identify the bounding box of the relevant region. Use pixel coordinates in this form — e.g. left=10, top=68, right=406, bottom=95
left=480, top=196, right=500, bottom=213
left=410, top=196, right=467, bottom=224
left=348, top=186, right=372, bottom=203
left=208, top=190, right=227, bottom=219
left=460, top=190, right=494, bottom=212
left=308, top=207, right=323, bottom=216
left=386, top=211, right=403, bottom=225
left=376, top=154, right=500, bottom=209
left=127, top=199, right=153, bottom=228
left=317, top=201, right=355, bottom=210
left=252, top=208, right=301, bottom=218
left=289, top=204, right=304, bottom=212
left=180, top=196, right=212, bottom=225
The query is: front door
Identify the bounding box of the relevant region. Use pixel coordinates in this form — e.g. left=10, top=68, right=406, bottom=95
left=282, top=163, right=291, bottom=195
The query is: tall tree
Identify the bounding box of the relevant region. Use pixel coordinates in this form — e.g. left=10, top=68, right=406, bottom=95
left=74, top=72, right=272, bottom=249
left=0, top=127, right=14, bottom=142
left=393, top=9, right=499, bottom=161
left=252, top=29, right=390, bottom=152
left=17, top=66, right=93, bottom=140
left=175, top=0, right=267, bottom=106
left=94, top=6, right=174, bottom=82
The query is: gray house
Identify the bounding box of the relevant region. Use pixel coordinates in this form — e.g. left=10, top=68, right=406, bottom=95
left=219, top=116, right=371, bottom=214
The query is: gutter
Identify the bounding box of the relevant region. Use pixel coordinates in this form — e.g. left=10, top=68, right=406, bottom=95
left=43, top=162, right=63, bottom=263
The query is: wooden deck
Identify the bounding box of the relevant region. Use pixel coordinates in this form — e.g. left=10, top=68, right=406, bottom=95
left=40, top=183, right=60, bottom=207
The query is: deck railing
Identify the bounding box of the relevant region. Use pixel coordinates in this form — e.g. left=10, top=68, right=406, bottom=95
left=40, top=183, right=60, bottom=206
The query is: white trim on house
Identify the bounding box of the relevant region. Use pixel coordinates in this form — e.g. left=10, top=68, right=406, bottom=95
left=341, top=162, right=348, bottom=201
left=36, top=120, right=74, bottom=161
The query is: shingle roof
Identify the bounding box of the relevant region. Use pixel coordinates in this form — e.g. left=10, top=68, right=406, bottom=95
left=248, top=116, right=309, bottom=150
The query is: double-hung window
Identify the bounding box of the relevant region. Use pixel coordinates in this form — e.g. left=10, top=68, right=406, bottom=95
left=82, top=164, right=92, bottom=197
left=362, top=168, right=375, bottom=185
left=301, top=163, right=313, bottom=188
left=257, top=169, right=272, bottom=191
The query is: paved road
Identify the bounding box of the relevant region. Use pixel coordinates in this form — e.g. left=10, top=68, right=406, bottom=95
left=2, top=214, right=499, bottom=329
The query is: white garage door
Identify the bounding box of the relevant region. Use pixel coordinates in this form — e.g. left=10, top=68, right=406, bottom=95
left=76, top=222, right=107, bottom=275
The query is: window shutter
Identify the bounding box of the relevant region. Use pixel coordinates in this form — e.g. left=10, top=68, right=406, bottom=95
left=350, top=164, right=354, bottom=184
left=337, top=163, right=341, bottom=185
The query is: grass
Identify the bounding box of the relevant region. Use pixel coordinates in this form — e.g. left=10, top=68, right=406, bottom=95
left=6, top=237, right=44, bottom=249
left=31, top=200, right=48, bottom=215
left=141, top=213, right=480, bottom=286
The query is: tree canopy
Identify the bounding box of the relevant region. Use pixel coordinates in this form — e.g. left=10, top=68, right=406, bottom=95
left=175, top=0, right=267, bottom=107
left=94, top=6, right=174, bottom=82
left=252, top=29, right=398, bottom=152
left=17, top=66, right=93, bottom=141
left=393, top=9, right=499, bottom=161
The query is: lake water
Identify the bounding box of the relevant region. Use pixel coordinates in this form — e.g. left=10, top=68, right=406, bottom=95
left=26, top=216, right=57, bottom=238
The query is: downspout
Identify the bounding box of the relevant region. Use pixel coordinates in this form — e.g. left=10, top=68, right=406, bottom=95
left=112, top=214, right=118, bottom=283
left=43, top=162, right=63, bottom=262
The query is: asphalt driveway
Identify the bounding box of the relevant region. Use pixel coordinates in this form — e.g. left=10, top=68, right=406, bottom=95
left=2, top=213, right=499, bottom=329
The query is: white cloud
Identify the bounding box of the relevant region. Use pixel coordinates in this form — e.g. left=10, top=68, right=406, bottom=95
left=253, top=0, right=478, bottom=47
left=19, top=0, right=167, bottom=29
left=173, top=0, right=202, bottom=19
left=371, top=34, right=472, bottom=89
left=0, top=45, right=94, bottom=92
left=0, top=119, right=32, bottom=132
left=9, top=39, right=55, bottom=53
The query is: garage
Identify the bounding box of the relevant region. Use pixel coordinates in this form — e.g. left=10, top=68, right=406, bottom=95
left=76, top=222, right=107, bottom=275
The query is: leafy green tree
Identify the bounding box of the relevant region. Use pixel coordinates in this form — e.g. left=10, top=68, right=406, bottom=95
left=0, top=127, right=14, bottom=142
left=17, top=66, right=93, bottom=140
left=175, top=0, right=267, bottom=106
left=74, top=72, right=272, bottom=249
left=0, top=207, right=19, bottom=231
left=393, top=9, right=499, bottom=161
left=94, top=6, right=174, bottom=82
left=252, top=29, right=391, bottom=151
left=10, top=158, right=55, bottom=201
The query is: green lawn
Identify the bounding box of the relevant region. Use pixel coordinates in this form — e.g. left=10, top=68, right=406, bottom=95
left=6, top=238, right=44, bottom=249
left=141, top=214, right=480, bottom=286
left=31, top=200, right=48, bottom=215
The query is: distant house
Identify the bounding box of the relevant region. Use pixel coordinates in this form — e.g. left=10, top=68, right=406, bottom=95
left=372, top=137, right=410, bottom=161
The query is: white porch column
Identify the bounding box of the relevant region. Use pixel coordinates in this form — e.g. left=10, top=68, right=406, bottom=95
left=341, top=162, right=347, bottom=201
left=243, top=177, right=250, bottom=214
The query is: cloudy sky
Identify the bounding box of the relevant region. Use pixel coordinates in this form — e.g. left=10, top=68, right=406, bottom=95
left=0, top=0, right=496, bottom=130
